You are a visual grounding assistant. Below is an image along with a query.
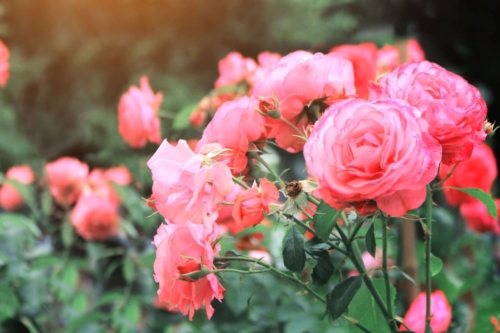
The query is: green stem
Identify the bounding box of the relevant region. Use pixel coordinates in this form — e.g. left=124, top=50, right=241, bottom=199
left=342, top=314, right=373, bottom=333
left=381, top=214, right=394, bottom=323
left=249, top=152, right=285, bottom=187
left=211, top=268, right=271, bottom=275
left=306, top=193, right=321, bottom=206
left=336, top=218, right=398, bottom=331
left=232, top=176, right=250, bottom=189
left=424, top=185, right=433, bottom=329
left=280, top=116, right=306, bottom=138
left=214, top=256, right=325, bottom=302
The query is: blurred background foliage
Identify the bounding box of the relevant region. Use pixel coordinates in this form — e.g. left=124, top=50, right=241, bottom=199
left=1, top=0, right=500, bottom=332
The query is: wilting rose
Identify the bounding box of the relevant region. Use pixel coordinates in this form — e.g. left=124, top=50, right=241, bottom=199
left=304, top=98, right=441, bottom=217
left=71, top=195, right=119, bottom=241
left=460, top=198, right=500, bottom=234
left=215, top=52, right=257, bottom=89
left=330, top=42, right=378, bottom=98
left=196, top=96, right=267, bottom=175
left=153, top=221, right=225, bottom=320
left=233, top=178, right=280, bottom=228
left=46, top=157, right=89, bottom=206
left=118, top=76, right=163, bottom=149
left=253, top=51, right=355, bottom=152
left=0, top=165, right=35, bottom=211
left=401, top=291, right=452, bottom=333
left=439, top=143, right=497, bottom=207
left=148, top=140, right=234, bottom=227
left=370, top=61, right=487, bottom=165
left=0, top=40, right=10, bottom=87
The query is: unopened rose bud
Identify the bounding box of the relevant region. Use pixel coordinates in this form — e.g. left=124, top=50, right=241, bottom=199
left=257, top=98, right=281, bottom=119
left=177, top=260, right=211, bottom=282
left=484, top=120, right=494, bottom=135
left=190, top=108, right=207, bottom=127
left=146, top=194, right=157, bottom=211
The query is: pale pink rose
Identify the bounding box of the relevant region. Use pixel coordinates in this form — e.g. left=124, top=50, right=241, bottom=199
left=369, top=61, right=487, bottom=165
left=439, top=143, right=497, bottom=207
left=460, top=198, right=500, bottom=234
left=248, top=250, right=272, bottom=264
left=304, top=98, right=442, bottom=217
left=214, top=52, right=257, bottom=89
left=253, top=51, right=355, bottom=152
left=330, top=42, right=378, bottom=98
left=71, top=195, right=119, bottom=241
left=248, top=51, right=282, bottom=87
left=0, top=165, right=35, bottom=211
left=148, top=140, right=234, bottom=226
left=0, top=40, right=10, bottom=87
left=196, top=96, right=267, bottom=175
left=232, top=178, right=280, bottom=229
left=401, top=291, right=452, bottom=333
left=118, top=76, right=163, bottom=149
left=46, top=157, right=89, bottom=206
left=104, top=166, right=132, bottom=186
left=153, top=221, right=225, bottom=320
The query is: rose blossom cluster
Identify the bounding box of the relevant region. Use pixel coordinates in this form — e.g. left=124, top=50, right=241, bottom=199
left=146, top=38, right=489, bottom=320
left=439, top=143, right=500, bottom=234
left=45, top=157, right=132, bottom=240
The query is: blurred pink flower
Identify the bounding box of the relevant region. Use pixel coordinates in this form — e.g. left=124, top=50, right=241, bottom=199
left=330, top=42, right=378, bottom=98
left=0, top=165, right=35, bottom=211
left=401, top=291, right=452, bottom=333
left=46, top=157, right=89, bottom=206
left=439, top=143, right=497, bottom=207
left=196, top=96, right=267, bottom=175
left=370, top=61, right=487, bottom=165
left=253, top=51, right=355, bottom=152
left=71, top=195, right=119, bottom=241
left=460, top=198, right=500, bottom=234
left=148, top=140, right=234, bottom=227
left=104, top=166, right=132, bottom=186
left=214, top=52, right=257, bottom=88
left=153, top=221, right=225, bottom=320
left=0, top=40, right=10, bottom=87
left=304, top=98, right=441, bottom=217
left=248, top=51, right=282, bottom=87
left=376, top=39, right=425, bottom=73
left=118, top=76, right=163, bottom=149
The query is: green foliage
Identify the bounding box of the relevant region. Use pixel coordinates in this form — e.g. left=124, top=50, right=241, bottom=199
left=365, top=219, right=376, bottom=258
left=282, top=225, right=306, bottom=273
left=312, top=200, right=341, bottom=242
left=447, top=187, right=498, bottom=218
left=325, top=275, right=363, bottom=320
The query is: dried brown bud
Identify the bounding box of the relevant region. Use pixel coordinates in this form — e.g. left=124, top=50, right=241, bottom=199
left=285, top=180, right=303, bottom=199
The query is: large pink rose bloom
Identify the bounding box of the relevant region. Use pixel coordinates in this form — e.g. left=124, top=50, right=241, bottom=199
left=253, top=51, right=355, bottom=152
left=0, top=165, right=35, bottom=211
left=118, top=76, right=163, bottom=149
left=401, top=291, right=452, bottom=333
left=153, top=221, right=225, bottom=320
left=148, top=140, right=234, bottom=226
left=71, top=195, right=119, bottom=241
left=370, top=61, right=487, bottom=165
left=0, top=40, right=10, bottom=88
left=304, top=98, right=442, bottom=217
left=46, top=157, right=89, bottom=206
left=196, top=96, right=267, bottom=175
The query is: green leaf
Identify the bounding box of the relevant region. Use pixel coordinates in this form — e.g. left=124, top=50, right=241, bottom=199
left=122, top=301, right=141, bottom=324
left=313, top=200, right=341, bottom=242
left=325, top=275, right=363, bottom=320
left=447, top=187, right=497, bottom=218
left=110, top=183, right=150, bottom=225
left=429, top=253, right=443, bottom=277
left=365, top=220, right=376, bottom=258
left=425, top=323, right=434, bottom=333
left=0, top=284, right=20, bottom=321
left=122, top=256, right=136, bottom=283
left=72, top=292, right=88, bottom=312
left=62, top=218, right=74, bottom=248
left=434, top=268, right=462, bottom=303
left=282, top=225, right=306, bottom=273
left=5, top=179, right=40, bottom=218
left=0, top=213, right=41, bottom=238
left=32, top=255, right=64, bottom=269
left=96, top=291, right=126, bottom=307
left=311, top=250, right=334, bottom=286
left=348, top=278, right=396, bottom=333
left=61, top=264, right=79, bottom=288
left=172, top=102, right=198, bottom=130
left=393, top=267, right=420, bottom=291
left=305, top=237, right=331, bottom=254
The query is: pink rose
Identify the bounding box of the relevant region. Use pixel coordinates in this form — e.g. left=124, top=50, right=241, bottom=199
left=439, top=143, right=497, bottom=207
left=253, top=51, right=355, bottom=152
left=401, top=291, right=452, bottom=333
left=216, top=184, right=246, bottom=234
left=104, top=166, right=132, bottom=186
left=407, top=39, right=425, bottom=62
left=148, top=140, right=234, bottom=226
left=248, top=51, right=282, bottom=87
left=0, top=165, right=35, bottom=211
left=369, top=61, right=487, bottom=165
left=153, top=222, right=225, bottom=320
left=248, top=250, right=272, bottom=264
left=376, top=39, right=425, bottom=73
left=330, top=42, right=378, bottom=98
left=46, top=157, right=89, bottom=206
left=0, top=40, right=10, bottom=87
left=118, top=76, right=163, bottom=149
left=460, top=198, right=500, bottom=234
left=71, top=195, right=119, bottom=241
left=214, top=52, right=257, bottom=89
left=304, top=98, right=441, bottom=217
left=232, top=178, right=279, bottom=228
left=196, top=96, right=267, bottom=175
